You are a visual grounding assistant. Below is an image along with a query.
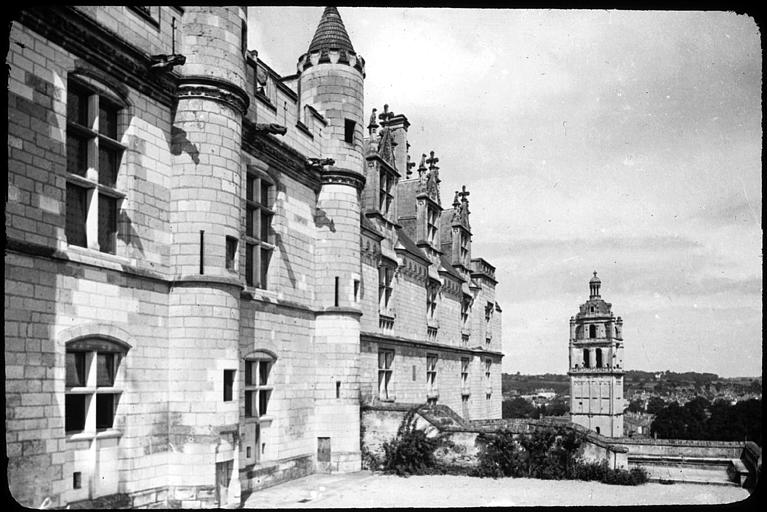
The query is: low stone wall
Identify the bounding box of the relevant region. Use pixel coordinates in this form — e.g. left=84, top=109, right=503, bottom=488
left=240, top=454, right=314, bottom=496
left=618, top=437, right=744, bottom=459
left=361, top=404, right=628, bottom=470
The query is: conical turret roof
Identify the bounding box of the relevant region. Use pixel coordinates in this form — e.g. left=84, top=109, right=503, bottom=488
left=307, top=7, right=356, bottom=54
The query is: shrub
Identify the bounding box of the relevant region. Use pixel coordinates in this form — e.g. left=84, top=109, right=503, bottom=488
left=473, top=426, right=647, bottom=486
left=471, top=429, right=527, bottom=478
left=380, top=406, right=446, bottom=476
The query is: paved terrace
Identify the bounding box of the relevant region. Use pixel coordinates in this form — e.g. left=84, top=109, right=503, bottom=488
left=240, top=470, right=750, bottom=508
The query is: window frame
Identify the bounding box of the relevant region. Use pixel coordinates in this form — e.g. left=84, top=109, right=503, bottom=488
left=244, top=170, right=275, bottom=289
left=378, top=168, right=395, bottom=219
left=378, top=263, right=395, bottom=315
left=243, top=356, right=274, bottom=420
left=65, top=79, right=127, bottom=255
left=65, top=338, right=127, bottom=438
left=460, top=357, right=470, bottom=394
left=426, top=206, right=439, bottom=245
left=377, top=349, right=395, bottom=401
left=426, top=353, right=438, bottom=396
left=484, top=358, right=492, bottom=398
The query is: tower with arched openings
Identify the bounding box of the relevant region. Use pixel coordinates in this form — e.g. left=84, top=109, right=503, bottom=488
left=568, top=272, right=624, bottom=437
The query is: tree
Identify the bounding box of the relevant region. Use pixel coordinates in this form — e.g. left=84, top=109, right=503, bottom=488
left=627, top=399, right=644, bottom=413
left=503, top=397, right=539, bottom=419
left=646, top=397, right=666, bottom=415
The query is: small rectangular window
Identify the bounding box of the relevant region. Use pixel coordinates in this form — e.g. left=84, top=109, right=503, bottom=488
left=344, top=119, right=355, bottom=144
left=73, top=472, right=82, bottom=489
left=226, top=236, right=238, bottom=271
left=223, top=369, right=235, bottom=402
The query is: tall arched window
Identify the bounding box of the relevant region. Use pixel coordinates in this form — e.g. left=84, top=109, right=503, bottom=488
left=65, top=337, right=129, bottom=435
left=589, top=324, right=597, bottom=338
left=595, top=349, right=603, bottom=368
left=583, top=349, right=590, bottom=368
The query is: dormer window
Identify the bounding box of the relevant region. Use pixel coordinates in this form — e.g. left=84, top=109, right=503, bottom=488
left=379, top=169, right=394, bottom=218
left=426, top=207, right=439, bottom=245
left=459, top=231, right=470, bottom=265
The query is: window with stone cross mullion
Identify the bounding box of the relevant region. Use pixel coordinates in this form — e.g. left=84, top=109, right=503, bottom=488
left=245, top=171, right=275, bottom=288
left=460, top=357, right=470, bottom=390
left=378, top=265, right=394, bottom=313
left=65, top=81, right=125, bottom=254
left=426, top=354, right=438, bottom=394
left=244, top=359, right=273, bottom=419
left=378, top=349, right=394, bottom=400
left=65, top=345, right=123, bottom=435
left=426, top=285, right=438, bottom=320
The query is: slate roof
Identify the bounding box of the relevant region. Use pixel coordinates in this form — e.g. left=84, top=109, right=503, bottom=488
left=439, top=253, right=465, bottom=281
left=307, top=7, right=356, bottom=54
left=394, top=227, right=430, bottom=264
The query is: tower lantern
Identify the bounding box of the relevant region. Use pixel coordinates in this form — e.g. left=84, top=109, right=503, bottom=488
left=568, top=272, right=624, bottom=437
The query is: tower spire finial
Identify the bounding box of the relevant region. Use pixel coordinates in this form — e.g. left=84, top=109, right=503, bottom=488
left=589, top=271, right=601, bottom=299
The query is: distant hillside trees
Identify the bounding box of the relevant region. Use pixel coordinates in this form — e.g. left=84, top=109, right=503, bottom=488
left=502, top=397, right=569, bottom=419
left=650, top=398, right=762, bottom=446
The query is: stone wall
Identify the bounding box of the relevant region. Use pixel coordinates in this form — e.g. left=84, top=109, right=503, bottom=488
left=360, top=404, right=630, bottom=471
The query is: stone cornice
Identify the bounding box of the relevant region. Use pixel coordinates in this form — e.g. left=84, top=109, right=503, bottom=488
left=321, top=167, right=366, bottom=190
left=361, top=331, right=504, bottom=358
left=241, top=119, right=322, bottom=192
left=177, top=75, right=249, bottom=117
left=14, top=6, right=179, bottom=107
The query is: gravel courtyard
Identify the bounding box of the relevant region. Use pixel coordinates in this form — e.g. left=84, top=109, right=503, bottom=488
left=241, top=471, right=750, bottom=508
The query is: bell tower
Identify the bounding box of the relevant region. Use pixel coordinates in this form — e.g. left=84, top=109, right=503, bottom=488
left=568, top=272, right=624, bottom=437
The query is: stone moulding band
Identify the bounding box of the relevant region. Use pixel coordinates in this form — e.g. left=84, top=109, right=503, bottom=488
left=177, top=75, right=250, bottom=116
left=15, top=6, right=178, bottom=107
left=321, top=167, right=366, bottom=190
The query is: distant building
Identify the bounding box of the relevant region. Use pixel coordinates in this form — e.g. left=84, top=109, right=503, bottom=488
left=624, top=411, right=655, bottom=438
left=568, top=272, right=624, bottom=437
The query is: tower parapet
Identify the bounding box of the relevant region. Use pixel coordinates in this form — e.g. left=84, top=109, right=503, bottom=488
left=568, top=272, right=624, bottom=437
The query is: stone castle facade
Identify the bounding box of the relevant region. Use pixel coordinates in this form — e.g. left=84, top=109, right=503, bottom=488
left=568, top=272, right=624, bottom=437
left=5, top=6, right=502, bottom=508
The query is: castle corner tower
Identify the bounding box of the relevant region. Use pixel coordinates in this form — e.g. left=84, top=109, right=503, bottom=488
left=568, top=272, right=624, bottom=437
left=298, top=7, right=365, bottom=472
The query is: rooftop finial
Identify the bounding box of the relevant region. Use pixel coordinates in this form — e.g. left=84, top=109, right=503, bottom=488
left=589, top=271, right=601, bottom=299
left=368, top=108, right=378, bottom=135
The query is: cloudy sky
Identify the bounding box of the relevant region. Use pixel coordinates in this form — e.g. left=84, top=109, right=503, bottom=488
left=249, top=8, right=762, bottom=378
